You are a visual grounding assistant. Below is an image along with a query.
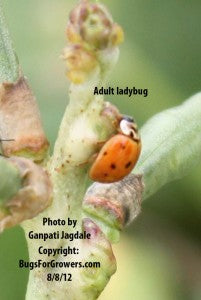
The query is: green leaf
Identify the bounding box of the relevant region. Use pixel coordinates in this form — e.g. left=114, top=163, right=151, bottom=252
left=0, top=2, right=19, bottom=83
left=0, top=157, right=21, bottom=204
left=135, top=93, right=201, bottom=200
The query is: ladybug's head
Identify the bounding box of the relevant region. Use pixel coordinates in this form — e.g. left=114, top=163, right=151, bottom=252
left=122, top=115, right=135, bottom=123
left=119, top=115, right=140, bottom=142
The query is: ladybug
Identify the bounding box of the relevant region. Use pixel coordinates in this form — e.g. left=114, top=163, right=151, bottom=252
left=89, top=115, right=141, bottom=183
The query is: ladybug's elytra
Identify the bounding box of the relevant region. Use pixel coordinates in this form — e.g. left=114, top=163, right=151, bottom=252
left=89, top=116, right=141, bottom=183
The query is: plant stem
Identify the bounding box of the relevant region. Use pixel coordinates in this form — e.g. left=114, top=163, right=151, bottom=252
left=23, top=49, right=119, bottom=300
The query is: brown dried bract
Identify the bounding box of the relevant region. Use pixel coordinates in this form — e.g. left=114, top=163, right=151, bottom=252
left=0, top=76, right=49, bottom=161
left=0, top=157, right=52, bottom=232
left=83, top=174, right=144, bottom=230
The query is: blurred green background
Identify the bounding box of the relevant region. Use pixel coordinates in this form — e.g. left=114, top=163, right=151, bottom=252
left=0, top=0, right=201, bottom=299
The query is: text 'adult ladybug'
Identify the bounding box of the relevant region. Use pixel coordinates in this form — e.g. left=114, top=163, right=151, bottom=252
left=89, top=116, right=141, bottom=183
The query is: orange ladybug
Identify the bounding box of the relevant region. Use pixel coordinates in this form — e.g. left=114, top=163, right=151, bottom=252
left=89, top=116, right=141, bottom=183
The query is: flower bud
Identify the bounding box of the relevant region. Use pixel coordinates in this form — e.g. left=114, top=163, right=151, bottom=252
left=67, top=0, right=124, bottom=50
left=62, top=44, right=98, bottom=84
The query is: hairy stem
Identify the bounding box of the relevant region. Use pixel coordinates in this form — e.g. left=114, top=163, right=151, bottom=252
left=23, top=1, right=125, bottom=298
left=23, top=47, right=119, bottom=299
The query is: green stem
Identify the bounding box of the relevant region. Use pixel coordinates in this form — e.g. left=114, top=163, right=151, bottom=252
left=0, top=0, right=19, bottom=82
left=23, top=49, right=119, bottom=300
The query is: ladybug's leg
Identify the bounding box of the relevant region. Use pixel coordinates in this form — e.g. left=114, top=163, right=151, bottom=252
left=96, top=134, right=116, bottom=148
left=76, top=153, right=98, bottom=168
left=88, top=153, right=98, bottom=164
left=96, top=140, right=107, bottom=148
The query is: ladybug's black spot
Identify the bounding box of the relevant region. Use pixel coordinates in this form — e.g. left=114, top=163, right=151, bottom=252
left=110, top=163, right=116, bottom=169
left=125, top=161, right=132, bottom=168
left=103, top=151, right=108, bottom=156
